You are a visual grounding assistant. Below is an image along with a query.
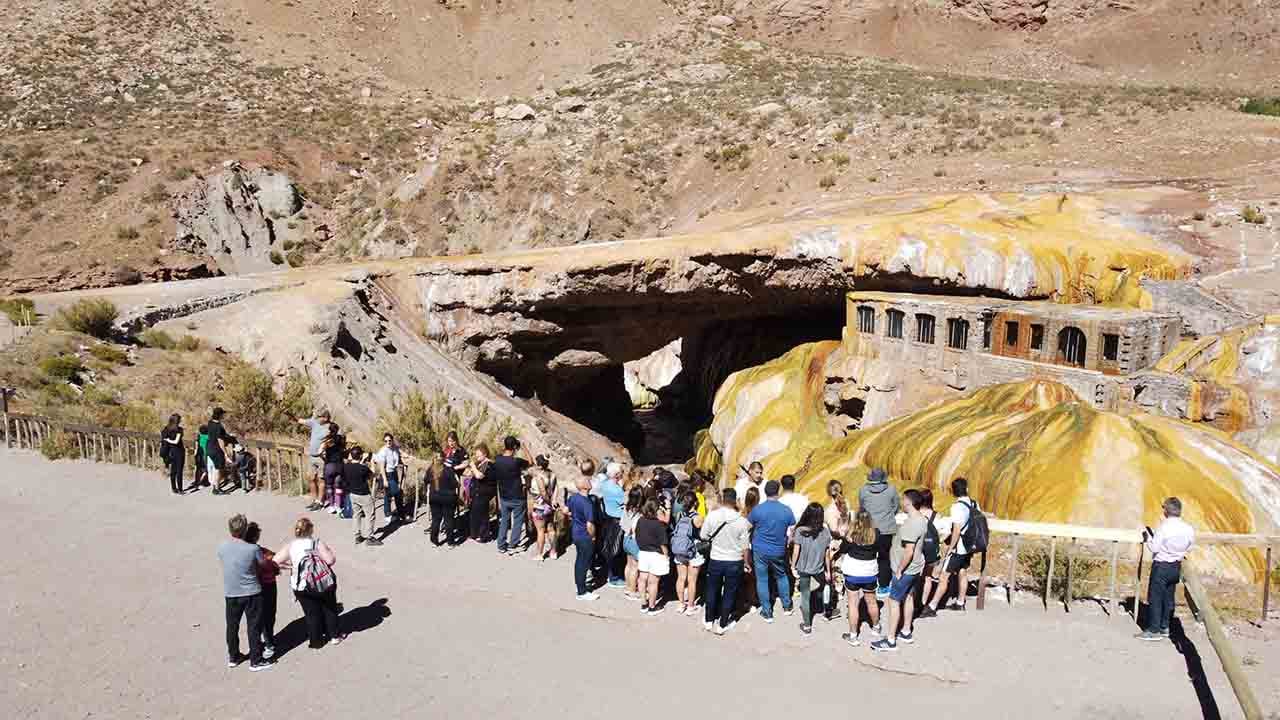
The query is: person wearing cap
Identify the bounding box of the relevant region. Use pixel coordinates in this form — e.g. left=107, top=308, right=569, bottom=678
left=747, top=480, right=796, bottom=623
left=858, top=467, right=899, bottom=597
left=297, top=409, right=332, bottom=511
left=1136, top=497, right=1195, bottom=641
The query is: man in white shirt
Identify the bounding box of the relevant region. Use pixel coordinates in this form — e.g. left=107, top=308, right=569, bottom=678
left=701, top=488, right=753, bottom=635
left=1137, top=497, right=1195, bottom=641
left=734, top=461, right=765, bottom=504
left=372, top=433, right=404, bottom=526
left=778, top=474, right=810, bottom=525
left=921, top=477, right=978, bottom=616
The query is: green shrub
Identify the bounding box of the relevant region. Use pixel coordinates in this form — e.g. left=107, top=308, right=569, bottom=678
left=222, top=363, right=310, bottom=435
left=279, top=372, right=314, bottom=433
left=1241, top=97, right=1280, bottom=117
left=1242, top=205, right=1268, bottom=225
left=115, top=226, right=140, bottom=241
left=139, top=328, right=176, bottom=349
left=176, top=335, right=202, bottom=352
left=88, top=344, right=129, bottom=365
left=376, top=388, right=517, bottom=458
left=54, top=298, right=118, bottom=339
left=818, top=175, right=836, bottom=189
left=39, top=354, right=86, bottom=382
left=0, top=297, right=36, bottom=325
left=1019, top=545, right=1108, bottom=601
left=90, top=402, right=161, bottom=433
left=40, top=430, right=81, bottom=461
left=269, top=250, right=285, bottom=265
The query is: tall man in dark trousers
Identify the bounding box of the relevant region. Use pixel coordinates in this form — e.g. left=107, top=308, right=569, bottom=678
left=217, top=513, right=272, bottom=671
left=1136, top=497, right=1195, bottom=641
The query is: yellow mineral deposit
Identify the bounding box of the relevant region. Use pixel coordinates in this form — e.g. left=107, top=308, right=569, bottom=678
left=696, top=341, right=1280, bottom=581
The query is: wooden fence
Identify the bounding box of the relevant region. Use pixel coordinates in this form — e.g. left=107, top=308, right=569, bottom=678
left=1, top=412, right=435, bottom=519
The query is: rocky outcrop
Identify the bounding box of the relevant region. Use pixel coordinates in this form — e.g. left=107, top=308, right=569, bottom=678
left=625, top=340, right=683, bottom=408
left=173, top=163, right=305, bottom=276
left=952, top=0, right=1050, bottom=27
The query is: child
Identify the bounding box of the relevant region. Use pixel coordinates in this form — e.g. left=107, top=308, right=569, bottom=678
left=837, top=509, right=882, bottom=646
left=244, top=522, right=279, bottom=659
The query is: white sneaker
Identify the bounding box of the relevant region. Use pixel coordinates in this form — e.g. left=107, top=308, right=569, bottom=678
left=263, top=646, right=275, bottom=660
left=328, top=506, right=339, bottom=515
left=703, top=620, right=714, bottom=632
left=714, top=624, right=726, bottom=636
left=576, top=592, right=599, bottom=602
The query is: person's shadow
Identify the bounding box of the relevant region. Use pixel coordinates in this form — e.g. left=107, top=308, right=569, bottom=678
left=1169, top=617, right=1222, bottom=720
left=272, top=598, right=392, bottom=660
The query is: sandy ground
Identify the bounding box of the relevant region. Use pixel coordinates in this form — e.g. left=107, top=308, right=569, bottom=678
left=1, top=449, right=1276, bottom=720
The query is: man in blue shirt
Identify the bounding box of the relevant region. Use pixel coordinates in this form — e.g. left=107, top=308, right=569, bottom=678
left=597, top=463, right=627, bottom=587
left=563, top=476, right=599, bottom=601
left=748, top=480, right=796, bottom=622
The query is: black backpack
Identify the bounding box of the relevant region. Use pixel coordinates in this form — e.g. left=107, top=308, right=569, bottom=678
left=960, top=499, right=990, bottom=553
left=921, top=511, right=942, bottom=564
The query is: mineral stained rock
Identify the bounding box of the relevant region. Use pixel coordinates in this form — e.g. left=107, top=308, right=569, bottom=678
left=693, top=341, right=1280, bottom=581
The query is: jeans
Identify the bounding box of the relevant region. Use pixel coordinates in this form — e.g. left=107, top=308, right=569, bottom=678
left=350, top=492, right=375, bottom=539
left=470, top=491, right=494, bottom=541
left=383, top=469, right=405, bottom=519
left=429, top=499, right=457, bottom=546
left=874, top=530, right=895, bottom=588
left=573, top=535, right=594, bottom=595
left=705, top=559, right=744, bottom=628
left=166, top=454, right=185, bottom=493
left=295, top=587, right=341, bottom=649
left=1146, top=560, right=1181, bottom=633
left=498, top=498, right=527, bottom=552
left=753, top=552, right=792, bottom=618
left=224, top=594, right=264, bottom=663
left=797, top=573, right=825, bottom=628
left=259, top=583, right=277, bottom=648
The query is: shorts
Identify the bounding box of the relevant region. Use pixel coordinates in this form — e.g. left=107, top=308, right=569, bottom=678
left=638, top=551, right=670, bottom=577
left=207, top=458, right=221, bottom=485
left=888, top=573, right=919, bottom=603
left=844, top=576, right=877, bottom=592
left=946, top=553, right=973, bottom=573
left=623, top=536, right=640, bottom=559
left=674, top=553, right=706, bottom=568
left=309, top=456, right=324, bottom=472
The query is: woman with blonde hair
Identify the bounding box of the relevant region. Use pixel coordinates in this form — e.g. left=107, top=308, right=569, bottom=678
left=273, top=517, right=342, bottom=649
left=528, top=455, right=558, bottom=561
left=823, top=479, right=852, bottom=620
left=736, top=486, right=761, bottom=615
left=466, top=443, right=496, bottom=543
left=836, top=509, right=882, bottom=646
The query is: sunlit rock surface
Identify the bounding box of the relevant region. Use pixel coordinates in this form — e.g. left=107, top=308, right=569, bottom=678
left=694, top=341, right=1280, bottom=580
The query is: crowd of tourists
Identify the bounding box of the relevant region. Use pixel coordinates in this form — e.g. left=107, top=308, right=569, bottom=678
left=209, top=407, right=1194, bottom=669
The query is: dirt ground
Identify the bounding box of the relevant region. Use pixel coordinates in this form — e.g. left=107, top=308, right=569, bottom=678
left=1, top=449, right=1276, bottom=719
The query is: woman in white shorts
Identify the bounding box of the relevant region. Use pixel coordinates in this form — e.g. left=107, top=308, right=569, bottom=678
left=671, top=487, right=705, bottom=616
left=635, top=499, right=670, bottom=616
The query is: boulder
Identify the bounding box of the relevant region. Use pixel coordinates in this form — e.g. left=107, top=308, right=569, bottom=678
left=665, top=63, right=732, bottom=84
left=506, top=103, right=536, bottom=121
left=749, top=101, right=785, bottom=116
left=952, top=0, right=1050, bottom=28
left=708, top=14, right=737, bottom=27
left=172, top=164, right=304, bottom=276
left=553, top=96, right=587, bottom=114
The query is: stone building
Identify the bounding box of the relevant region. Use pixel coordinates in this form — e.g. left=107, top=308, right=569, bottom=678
left=842, top=291, right=1183, bottom=410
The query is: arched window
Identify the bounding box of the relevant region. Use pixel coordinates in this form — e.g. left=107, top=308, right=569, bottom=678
left=1058, top=326, right=1087, bottom=367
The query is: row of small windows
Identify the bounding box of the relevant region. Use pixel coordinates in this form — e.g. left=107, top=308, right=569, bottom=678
left=857, top=306, right=1123, bottom=365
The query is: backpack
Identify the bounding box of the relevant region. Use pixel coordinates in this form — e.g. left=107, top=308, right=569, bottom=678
left=296, top=540, right=336, bottom=594
left=921, top=511, right=942, bottom=564
left=671, top=512, right=696, bottom=557
left=959, top=499, right=989, bottom=553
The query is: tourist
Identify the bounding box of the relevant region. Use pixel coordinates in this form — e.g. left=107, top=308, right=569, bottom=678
left=791, top=502, right=833, bottom=635
left=1136, top=497, right=1195, bottom=641
left=345, top=446, right=379, bottom=546
left=216, top=513, right=270, bottom=671
left=917, top=489, right=943, bottom=610
left=160, top=413, right=184, bottom=494
left=321, top=422, right=346, bottom=514
left=858, top=467, right=899, bottom=597
left=191, top=423, right=209, bottom=490
left=231, top=444, right=256, bottom=493
left=526, top=455, right=557, bottom=560
left=922, top=477, right=978, bottom=616
left=636, top=499, right=670, bottom=615
left=274, top=517, right=342, bottom=649
left=778, top=474, right=810, bottom=525
left=671, top=486, right=705, bottom=616
left=243, top=522, right=278, bottom=659
left=428, top=448, right=462, bottom=547
left=823, top=478, right=851, bottom=620
left=466, top=444, right=496, bottom=542
left=737, top=486, right=761, bottom=614
left=734, top=461, right=765, bottom=503
left=871, top=489, right=927, bottom=652
left=493, top=436, right=532, bottom=555
left=748, top=480, right=796, bottom=623
left=373, top=432, right=405, bottom=526
left=597, top=462, right=627, bottom=586
left=441, top=431, right=468, bottom=496
left=563, top=475, right=598, bottom=601
left=206, top=407, right=232, bottom=495
left=621, top=486, right=644, bottom=599
left=837, top=510, right=882, bottom=646
left=690, top=471, right=710, bottom=517
left=297, top=409, right=331, bottom=511
left=702, top=488, right=752, bottom=635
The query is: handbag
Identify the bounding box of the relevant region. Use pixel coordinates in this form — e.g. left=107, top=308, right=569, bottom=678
left=693, top=517, right=731, bottom=557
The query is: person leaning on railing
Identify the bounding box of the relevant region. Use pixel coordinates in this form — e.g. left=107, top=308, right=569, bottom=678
left=1136, top=497, right=1195, bottom=642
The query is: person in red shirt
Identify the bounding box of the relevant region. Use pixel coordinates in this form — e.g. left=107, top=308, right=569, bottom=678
left=244, top=522, right=279, bottom=659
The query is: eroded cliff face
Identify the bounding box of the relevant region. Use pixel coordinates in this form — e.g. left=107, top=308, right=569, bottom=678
left=693, top=342, right=1280, bottom=580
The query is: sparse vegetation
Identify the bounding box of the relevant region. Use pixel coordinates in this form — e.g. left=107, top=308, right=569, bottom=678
left=40, top=430, right=82, bottom=461
left=376, top=388, right=517, bottom=459
left=88, top=344, right=129, bottom=366
left=39, top=353, right=86, bottom=383
left=54, top=298, right=118, bottom=339
left=221, top=362, right=312, bottom=435
left=818, top=175, right=836, bottom=189
left=1241, top=97, right=1280, bottom=117
left=1020, top=545, right=1108, bottom=601
left=0, top=297, right=36, bottom=325
left=1242, top=205, right=1268, bottom=225
left=139, top=328, right=176, bottom=349
left=115, top=226, right=140, bottom=241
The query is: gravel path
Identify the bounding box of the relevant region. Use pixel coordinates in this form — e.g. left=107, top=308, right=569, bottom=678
left=1, top=449, right=1274, bottom=719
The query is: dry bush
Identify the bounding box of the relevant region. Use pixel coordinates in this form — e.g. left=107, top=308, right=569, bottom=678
left=0, top=297, right=36, bottom=325
left=54, top=298, right=118, bottom=339
left=376, top=388, right=517, bottom=459
left=40, top=430, right=81, bottom=461
left=1019, top=545, right=1108, bottom=601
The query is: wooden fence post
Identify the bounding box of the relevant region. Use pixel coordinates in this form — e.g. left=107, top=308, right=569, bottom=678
left=1044, top=537, right=1057, bottom=611
left=1262, top=546, right=1272, bottom=625
left=1008, top=534, right=1020, bottom=606
left=1109, top=541, right=1121, bottom=619
left=976, top=550, right=989, bottom=610
left=1064, top=538, right=1075, bottom=612
left=1134, top=543, right=1146, bottom=623
left=1183, top=564, right=1264, bottom=720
